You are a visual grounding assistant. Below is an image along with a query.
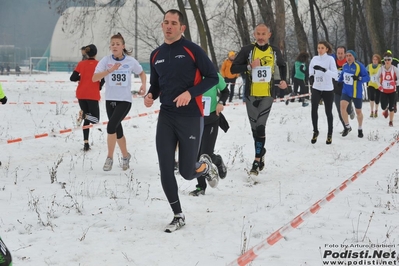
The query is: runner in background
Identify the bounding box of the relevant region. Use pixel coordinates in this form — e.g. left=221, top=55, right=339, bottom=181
left=93, top=33, right=147, bottom=171
left=337, top=50, right=370, bottom=138
left=231, top=23, right=287, bottom=175
left=70, top=44, right=103, bottom=151
left=381, top=50, right=399, bottom=113
left=0, top=82, right=7, bottom=105
left=308, top=41, right=338, bottom=145
left=332, top=46, right=355, bottom=133
left=220, top=51, right=239, bottom=103
left=366, top=54, right=382, bottom=118
left=189, top=73, right=229, bottom=196
left=0, top=82, right=7, bottom=166
left=287, top=51, right=309, bottom=107
left=376, top=52, right=399, bottom=127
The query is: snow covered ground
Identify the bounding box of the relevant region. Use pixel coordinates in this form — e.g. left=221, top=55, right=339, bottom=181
left=0, top=72, right=398, bottom=266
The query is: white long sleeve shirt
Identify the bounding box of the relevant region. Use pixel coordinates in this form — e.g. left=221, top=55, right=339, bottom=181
left=95, top=55, right=143, bottom=103
left=309, top=53, right=338, bottom=91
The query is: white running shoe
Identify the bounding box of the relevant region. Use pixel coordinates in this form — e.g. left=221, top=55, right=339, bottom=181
left=103, top=157, right=113, bottom=171
left=164, top=213, right=185, bottom=233
left=121, top=153, right=131, bottom=171
left=199, top=154, right=219, bottom=188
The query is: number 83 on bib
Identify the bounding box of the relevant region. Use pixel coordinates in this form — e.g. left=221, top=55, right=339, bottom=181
left=252, top=66, right=272, bottom=83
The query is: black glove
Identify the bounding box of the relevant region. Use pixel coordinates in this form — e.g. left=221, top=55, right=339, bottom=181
left=309, top=76, right=314, bottom=86
left=0, top=96, right=7, bottom=105
left=313, top=65, right=327, bottom=72
left=100, top=78, right=105, bottom=91
left=352, top=75, right=360, bottom=81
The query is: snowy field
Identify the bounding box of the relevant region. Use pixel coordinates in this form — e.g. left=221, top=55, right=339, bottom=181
left=0, top=72, right=398, bottom=266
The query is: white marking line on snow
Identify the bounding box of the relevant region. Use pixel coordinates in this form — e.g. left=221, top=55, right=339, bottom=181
left=227, top=136, right=398, bottom=266
left=1, top=110, right=160, bottom=145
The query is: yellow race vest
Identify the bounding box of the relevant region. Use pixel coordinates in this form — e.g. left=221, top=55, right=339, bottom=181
left=367, top=64, right=381, bottom=89
left=250, top=46, right=275, bottom=96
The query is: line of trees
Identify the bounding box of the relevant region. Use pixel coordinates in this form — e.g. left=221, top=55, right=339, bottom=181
left=48, top=0, right=399, bottom=69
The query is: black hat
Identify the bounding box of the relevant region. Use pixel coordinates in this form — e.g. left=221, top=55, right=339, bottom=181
left=85, top=44, right=97, bottom=57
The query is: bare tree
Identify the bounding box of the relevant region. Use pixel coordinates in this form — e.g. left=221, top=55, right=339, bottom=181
left=354, top=0, right=372, bottom=63
left=274, top=0, right=285, bottom=54
left=308, top=0, right=318, bottom=53
left=255, top=0, right=276, bottom=43
left=247, top=0, right=257, bottom=29
left=211, top=1, right=244, bottom=60
left=233, top=0, right=251, bottom=45
left=175, top=0, right=192, bottom=41
left=289, top=0, right=308, bottom=53
left=186, top=0, right=207, bottom=52
left=387, top=0, right=398, bottom=55
left=45, top=0, right=393, bottom=67
left=343, top=0, right=357, bottom=50
left=364, top=0, right=386, bottom=55
left=197, top=0, right=218, bottom=67
left=313, top=1, right=330, bottom=42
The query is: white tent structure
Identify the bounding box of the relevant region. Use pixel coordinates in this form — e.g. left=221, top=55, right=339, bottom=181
left=47, top=1, right=232, bottom=72
left=50, top=7, right=128, bottom=63
left=48, top=0, right=162, bottom=68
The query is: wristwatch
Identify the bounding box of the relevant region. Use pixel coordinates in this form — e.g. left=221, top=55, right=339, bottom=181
left=247, top=64, right=252, bottom=71
left=218, top=100, right=224, bottom=105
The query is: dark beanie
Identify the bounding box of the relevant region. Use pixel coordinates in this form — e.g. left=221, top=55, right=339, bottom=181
left=85, top=44, right=97, bottom=57
left=346, top=50, right=357, bottom=59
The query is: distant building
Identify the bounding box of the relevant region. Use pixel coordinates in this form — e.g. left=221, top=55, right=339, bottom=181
left=49, top=1, right=155, bottom=72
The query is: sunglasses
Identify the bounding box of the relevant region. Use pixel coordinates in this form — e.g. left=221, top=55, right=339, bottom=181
left=384, top=58, right=392, bottom=61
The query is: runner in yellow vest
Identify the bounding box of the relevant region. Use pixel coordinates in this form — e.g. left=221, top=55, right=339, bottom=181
left=0, top=82, right=7, bottom=105
left=231, top=23, right=287, bottom=175
left=366, top=54, right=382, bottom=118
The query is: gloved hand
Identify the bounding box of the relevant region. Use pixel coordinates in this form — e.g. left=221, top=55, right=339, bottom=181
left=100, top=78, right=105, bottom=91
left=313, top=65, right=327, bottom=72
left=0, top=96, right=7, bottom=105
left=309, top=76, right=314, bottom=86
left=352, top=75, right=360, bottom=80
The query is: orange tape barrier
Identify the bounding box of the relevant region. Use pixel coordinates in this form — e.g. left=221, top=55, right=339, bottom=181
left=8, top=100, right=79, bottom=105
left=2, top=93, right=311, bottom=144
left=0, top=80, right=67, bottom=83
left=227, top=136, right=398, bottom=265
left=1, top=110, right=160, bottom=145
left=5, top=95, right=143, bottom=105
left=224, top=93, right=312, bottom=107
